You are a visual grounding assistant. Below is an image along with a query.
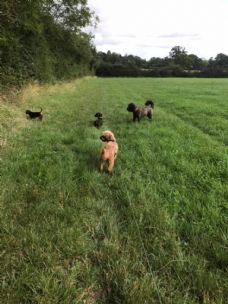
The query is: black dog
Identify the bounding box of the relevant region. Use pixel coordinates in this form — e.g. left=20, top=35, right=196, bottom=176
left=127, top=100, right=154, bottom=122
left=94, top=112, right=103, bottom=129
left=25, top=108, right=43, bottom=120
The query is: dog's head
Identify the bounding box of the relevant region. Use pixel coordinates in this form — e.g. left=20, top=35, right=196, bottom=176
left=95, top=112, right=103, bottom=118
left=100, top=130, right=116, bottom=142
left=127, top=103, right=137, bottom=112
left=145, top=100, right=154, bottom=108
left=25, top=110, right=32, bottom=115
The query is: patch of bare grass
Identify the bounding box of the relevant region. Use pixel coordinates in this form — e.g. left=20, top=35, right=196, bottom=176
left=18, top=77, right=95, bottom=104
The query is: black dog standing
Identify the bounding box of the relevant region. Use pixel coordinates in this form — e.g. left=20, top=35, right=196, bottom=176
left=25, top=108, right=43, bottom=120
left=127, top=100, right=154, bottom=122
left=94, top=112, right=103, bottom=129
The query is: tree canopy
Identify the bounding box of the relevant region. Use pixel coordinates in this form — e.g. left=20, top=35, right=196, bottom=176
left=0, top=0, right=97, bottom=89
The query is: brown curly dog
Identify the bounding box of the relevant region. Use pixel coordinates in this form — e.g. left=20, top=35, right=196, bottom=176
left=99, top=130, right=118, bottom=174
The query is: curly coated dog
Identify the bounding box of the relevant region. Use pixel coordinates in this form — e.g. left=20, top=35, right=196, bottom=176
left=94, top=112, right=103, bottom=129
left=25, top=108, right=43, bottom=120
left=127, top=100, right=154, bottom=122
left=99, top=130, right=118, bottom=174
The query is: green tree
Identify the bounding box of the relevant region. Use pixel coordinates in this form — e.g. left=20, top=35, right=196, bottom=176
left=214, top=53, right=228, bottom=68
left=0, top=0, right=97, bottom=88
left=43, top=0, right=98, bottom=32
left=187, top=54, right=204, bottom=70
left=169, top=46, right=189, bottom=68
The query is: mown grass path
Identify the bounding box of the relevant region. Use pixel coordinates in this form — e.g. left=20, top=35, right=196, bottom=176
left=1, top=78, right=227, bottom=303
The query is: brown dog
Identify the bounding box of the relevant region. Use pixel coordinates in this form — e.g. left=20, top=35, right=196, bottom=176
left=99, top=130, right=118, bottom=173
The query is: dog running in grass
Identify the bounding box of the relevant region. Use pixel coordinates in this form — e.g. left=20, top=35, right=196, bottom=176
left=94, top=112, right=103, bottom=129
left=25, top=108, right=43, bottom=120
left=127, top=100, right=154, bottom=122
left=99, top=130, right=118, bottom=174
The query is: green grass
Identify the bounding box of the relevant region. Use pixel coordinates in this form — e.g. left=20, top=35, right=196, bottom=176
left=0, top=78, right=227, bottom=303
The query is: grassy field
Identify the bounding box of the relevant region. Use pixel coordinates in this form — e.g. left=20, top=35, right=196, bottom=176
left=0, top=78, right=227, bottom=303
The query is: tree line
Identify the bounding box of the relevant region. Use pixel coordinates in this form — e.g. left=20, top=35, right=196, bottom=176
left=96, top=46, right=228, bottom=77
left=0, top=0, right=97, bottom=91
left=1, top=1, right=228, bottom=93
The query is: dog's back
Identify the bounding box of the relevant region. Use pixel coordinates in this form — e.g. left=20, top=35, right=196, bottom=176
left=94, top=117, right=103, bottom=128
left=102, top=141, right=118, bottom=156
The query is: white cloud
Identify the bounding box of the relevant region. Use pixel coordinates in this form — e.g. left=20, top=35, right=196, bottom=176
left=87, top=0, right=228, bottom=59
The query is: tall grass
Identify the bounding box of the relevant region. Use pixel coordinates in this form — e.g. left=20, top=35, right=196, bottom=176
left=0, top=78, right=227, bottom=303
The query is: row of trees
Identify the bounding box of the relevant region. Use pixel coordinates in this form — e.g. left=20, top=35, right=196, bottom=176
left=0, top=0, right=97, bottom=90
left=1, top=1, right=228, bottom=91
left=96, top=47, right=228, bottom=77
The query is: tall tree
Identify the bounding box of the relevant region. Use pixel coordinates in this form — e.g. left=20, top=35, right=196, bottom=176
left=169, top=46, right=189, bottom=68
left=0, top=0, right=97, bottom=87
left=213, top=53, right=228, bottom=67
left=43, top=0, right=98, bottom=32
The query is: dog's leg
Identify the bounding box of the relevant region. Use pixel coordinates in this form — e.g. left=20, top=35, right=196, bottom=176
left=134, top=113, right=140, bottom=122
left=147, top=111, right=152, bottom=119
left=133, top=113, right=139, bottom=122
left=108, top=158, right=115, bottom=174
left=99, top=158, right=104, bottom=171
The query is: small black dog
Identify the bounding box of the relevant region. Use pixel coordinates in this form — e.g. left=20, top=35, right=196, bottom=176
left=127, top=100, right=154, bottom=122
left=94, top=112, right=103, bottom=129
left=25, top=108, right=43, bottom=120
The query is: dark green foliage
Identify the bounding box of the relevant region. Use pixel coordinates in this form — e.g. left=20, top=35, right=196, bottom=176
left=0, top=0, right=96, bottom=90
left=96, top=47, right=228, bottom=77
left=203, top=54, right=228, bottom=77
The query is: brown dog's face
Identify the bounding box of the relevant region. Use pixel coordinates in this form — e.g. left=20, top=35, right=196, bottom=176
left=100, top=130, right=116, bottom=142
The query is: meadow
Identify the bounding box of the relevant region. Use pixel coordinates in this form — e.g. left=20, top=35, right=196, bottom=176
left=0, top=78, right=227, bottom=303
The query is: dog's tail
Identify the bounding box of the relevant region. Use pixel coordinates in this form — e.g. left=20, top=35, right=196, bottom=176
left=40, top=108, right=43, bottom=113
left=145, top=100, right=154, bottom=108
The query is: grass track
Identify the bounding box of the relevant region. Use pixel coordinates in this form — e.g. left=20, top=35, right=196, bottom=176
left=0, top=78, right=228, bottom=303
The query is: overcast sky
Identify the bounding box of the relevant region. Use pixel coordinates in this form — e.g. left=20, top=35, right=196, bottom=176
left=86, top=0, right=228, bottom=60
